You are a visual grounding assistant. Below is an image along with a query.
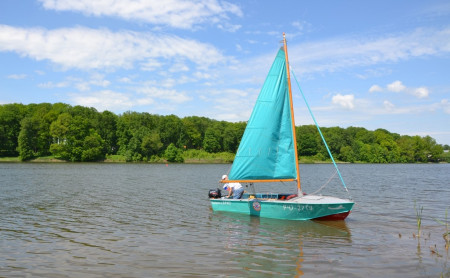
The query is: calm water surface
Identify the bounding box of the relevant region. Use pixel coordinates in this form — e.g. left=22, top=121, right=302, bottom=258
left=0, top=163, right=449, bottom=277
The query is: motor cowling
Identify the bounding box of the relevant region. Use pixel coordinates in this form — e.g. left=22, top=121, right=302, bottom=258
left=208, top=188, right=221, bottom=199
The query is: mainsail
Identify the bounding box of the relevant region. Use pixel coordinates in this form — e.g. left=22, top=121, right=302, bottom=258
left=228, top=48, right=297, bottom=182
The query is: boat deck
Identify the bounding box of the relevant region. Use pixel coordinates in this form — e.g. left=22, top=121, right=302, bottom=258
left=235, top=193, right=352, bottom=204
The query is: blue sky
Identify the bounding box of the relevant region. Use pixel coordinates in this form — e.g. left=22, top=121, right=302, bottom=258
left=1, top=0, right=450, bottom=145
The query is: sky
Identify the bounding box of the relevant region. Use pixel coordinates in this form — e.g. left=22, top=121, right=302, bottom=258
left=1, top=0, right=450, bottom=145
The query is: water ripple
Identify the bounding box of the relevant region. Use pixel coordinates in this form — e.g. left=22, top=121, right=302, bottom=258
left=0, top=163, right=449, bottom=277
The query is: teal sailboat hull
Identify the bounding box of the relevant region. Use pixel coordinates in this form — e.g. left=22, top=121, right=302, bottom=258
left=210, top=195, right=354, bottom=221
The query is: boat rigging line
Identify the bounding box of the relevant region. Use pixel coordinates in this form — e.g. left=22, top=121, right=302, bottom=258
left=290, top=68, right=353, bottom=200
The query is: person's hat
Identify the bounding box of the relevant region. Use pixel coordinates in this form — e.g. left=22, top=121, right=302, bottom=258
left=222, top=175, right=228, bottom=180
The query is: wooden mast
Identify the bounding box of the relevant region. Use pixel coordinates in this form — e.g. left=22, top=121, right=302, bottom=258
left=282, top=33, right=302, bottom=194
left=220, top=34, right=303, bottom=188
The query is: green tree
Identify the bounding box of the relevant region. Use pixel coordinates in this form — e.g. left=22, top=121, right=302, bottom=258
left=223, top=122, right=245, bottom=153
left=34, top=104, right=58, bottom=156
left=182, top=116, right=207, bottom=149
left=49, top=113, right=102, bottom=161
left=158, top=114, right=183, bottom=148
left=0, top=103, right=27, bottom=156
left=49, top=113, right=72, bottom=160
left=321, top=127, right=348, bottom=157
left=422, top=135, right=443, bottom=162
left=141, top=131, right=163, bottom=159
left=17, top=117, right=39, bottom=161
left=125, top=136, right=143, bottom=161
left=97, top=110, right=118, bottom=154
left=116, top=111, right=136, bottom=156
left=164, top=143, right=184, bottom=162
left=374, top=129, right=400, bottom=163
left=116, top=111, right=159, bottom=157
left=355, top=128, right=375, bottom=144
left=81, top=130, right=105, bottom=161
left=357, top=142, right=372, bottom=162
left=397, top=136, right=415, bottom=162
left=297, top=125, right=319, bottom=156
left=369, top=143, right=387, bottom=163
left=339, top=145, right=355, bottom=162
left=203, top=126, right=221, bottom=153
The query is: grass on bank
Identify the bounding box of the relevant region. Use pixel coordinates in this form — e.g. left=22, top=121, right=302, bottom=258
left=103, top=150, right=234, bottom=163
left=0, top=157, right=20, bottom=162
left=0, top=156, right=67, bottom=162
left=0, top=152, right=234, bottom=163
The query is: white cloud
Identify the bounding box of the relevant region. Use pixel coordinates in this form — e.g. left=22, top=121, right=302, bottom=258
left=288, top=27, right=450, bottom=76
left=356, top=68, right=392, bottom=79
left=140, top=59, right=163, bottom=72
left=70, top=90, right=134, bottom=112
left=75, top=82, right=90, bottom=92
left=369, top=85, right=383, bottom=93
left=292, top=21, right=308, bottom=32
left=118, top=77, right=133, bottom=83
left=0, top=25, right=228, bottom=71
left=383, top=100, right=395, bottom=110
left=136, top=86, right=191, bottom=103
left=39, top=74, right=111, bottom=91
left=387, top=80, right=406, bottom=92
left=38, top=81, right=69, bottom=88
left=290, top=21, right=312, bottom=39
left=441, top=99, right=450, bottom=114
left=89, top=73, right=110, bottom=87
left=7, top=74, right=27, bottom=79
left=217, top=23, right=242, bottom=32
left=74, top=75, right=110, bottom=92
left=413, top=87, right=429, bottom=98
left=371, top=80, right=430, bottom=98
left=332, top=94, right=355, bottom=109
left=198, top=88, right=255, bottom=121
left=364, top=99, right=449, bottom=116
left=169, top=63, right=189, bottom=73
left=193, top=71, right=212, bottom=80
left=38, top=0, right=242, bottom=29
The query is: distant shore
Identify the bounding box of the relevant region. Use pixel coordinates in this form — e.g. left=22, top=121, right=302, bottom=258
left=0, top=155, right=331, bottom=164
left=1, top=156, right=446, bottom=164
left=0, top=156, right=231, bottom=164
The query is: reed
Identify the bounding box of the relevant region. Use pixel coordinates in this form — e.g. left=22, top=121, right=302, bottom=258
left=414, top=200, right=423, bottom=238
left=433, top=208, right=449, bottom=251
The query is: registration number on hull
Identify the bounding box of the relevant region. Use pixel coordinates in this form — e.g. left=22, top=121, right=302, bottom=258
left=282, top=204, right=313, bottom=212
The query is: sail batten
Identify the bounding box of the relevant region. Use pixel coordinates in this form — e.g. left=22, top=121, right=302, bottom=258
left=228, top=48, right=297, bottom=182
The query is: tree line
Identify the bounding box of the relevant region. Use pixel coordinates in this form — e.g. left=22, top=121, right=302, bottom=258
left=0, top=103, right=448, bottom=163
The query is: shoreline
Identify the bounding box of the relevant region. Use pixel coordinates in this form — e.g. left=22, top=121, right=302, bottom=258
left=0, top=156, right=446, bottom=164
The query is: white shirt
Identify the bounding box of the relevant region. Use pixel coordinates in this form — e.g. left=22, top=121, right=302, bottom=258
left=225, top=182, right=242, bottom=190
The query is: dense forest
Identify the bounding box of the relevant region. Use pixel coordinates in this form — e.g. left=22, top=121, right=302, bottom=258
left=0, top=103, right=448, bottom=163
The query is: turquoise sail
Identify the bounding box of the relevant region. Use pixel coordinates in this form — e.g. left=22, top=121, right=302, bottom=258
left=229, top=48, right=297, bottom=181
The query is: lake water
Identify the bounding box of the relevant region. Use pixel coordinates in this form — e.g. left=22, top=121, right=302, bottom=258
left=0, top=163, right=449, bottom=277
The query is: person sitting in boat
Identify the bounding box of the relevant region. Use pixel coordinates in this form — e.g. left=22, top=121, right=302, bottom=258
left=222, top=175, right=244, bottom=199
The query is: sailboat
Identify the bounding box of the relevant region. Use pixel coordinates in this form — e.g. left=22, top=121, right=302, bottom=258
left=209, top=34, right=354, bottom=221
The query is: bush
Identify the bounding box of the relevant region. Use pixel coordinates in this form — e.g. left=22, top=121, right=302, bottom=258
left=164, top=143, right=184, bottom=163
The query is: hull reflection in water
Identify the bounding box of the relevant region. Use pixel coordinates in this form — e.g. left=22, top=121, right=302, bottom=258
left=211, top=211, right=351, bottom=277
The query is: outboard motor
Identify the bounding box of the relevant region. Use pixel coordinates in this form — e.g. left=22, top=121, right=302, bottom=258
left=208, top=188, right=221, bottom=199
